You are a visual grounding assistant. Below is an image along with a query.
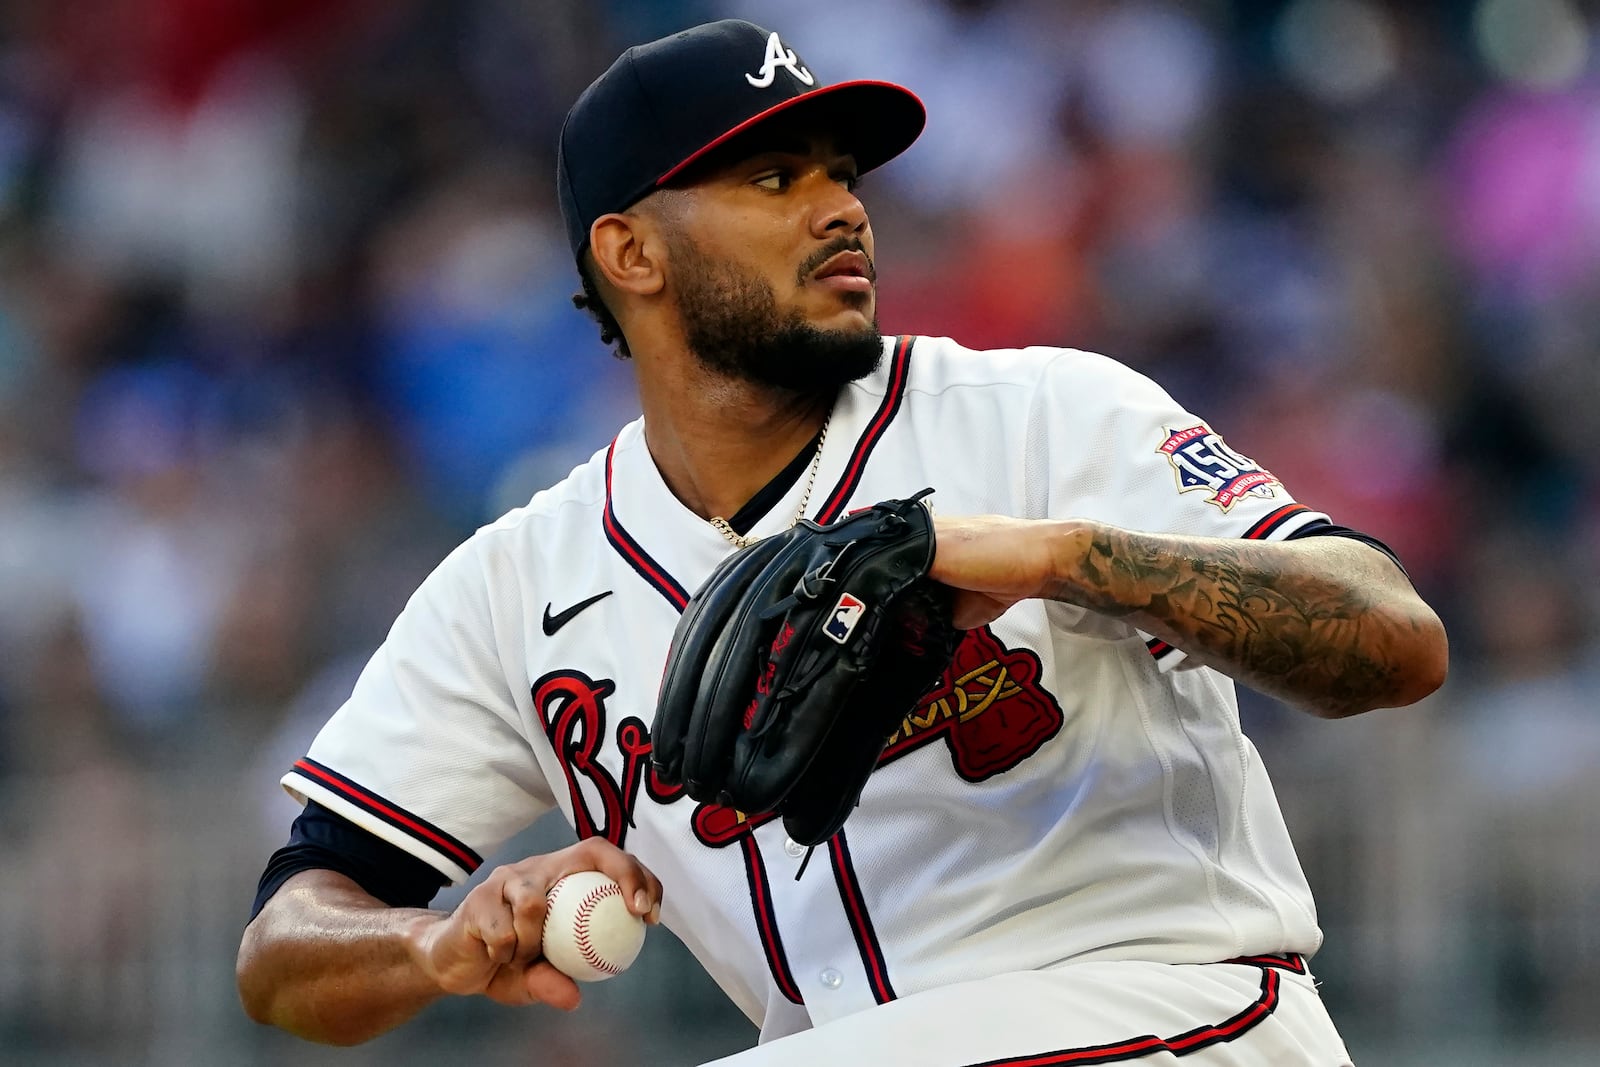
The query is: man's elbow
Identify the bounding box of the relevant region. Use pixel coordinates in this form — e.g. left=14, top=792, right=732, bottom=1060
left=235, top=917, right=339, bottom=1040
left=236, top=919, right=279, bottom=1028
left=236, top=932, right=372, bottom=1046
left=235, top=915, right=336, bottom=1044
left=1392, top=603, right=1449, bottom=708
left=1325, top=603, right=1449, bottom=718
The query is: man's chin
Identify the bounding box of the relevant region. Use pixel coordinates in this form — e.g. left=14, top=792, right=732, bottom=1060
left=808, top=292, right=876, bottom=327
left=674, top=260, right=882, bottom=392
left=809, top=317, right=879, bottom=350
left=745, top=323, right=884, bottom=393
left=802, top=296, right=879, bottom=341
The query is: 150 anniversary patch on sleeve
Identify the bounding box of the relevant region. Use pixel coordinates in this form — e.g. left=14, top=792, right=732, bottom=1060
left=1158, top=425, right=1280, bottom=511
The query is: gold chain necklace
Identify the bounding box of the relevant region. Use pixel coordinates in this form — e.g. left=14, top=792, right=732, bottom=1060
left=707, top=415, right=830, bottom=549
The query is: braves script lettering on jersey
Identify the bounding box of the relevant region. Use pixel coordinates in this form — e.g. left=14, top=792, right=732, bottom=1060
left=282, top=337, right=1353, bottom=1062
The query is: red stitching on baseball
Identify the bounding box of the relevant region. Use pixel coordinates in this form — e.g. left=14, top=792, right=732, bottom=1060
left=570, top=882, right=624, bottom=975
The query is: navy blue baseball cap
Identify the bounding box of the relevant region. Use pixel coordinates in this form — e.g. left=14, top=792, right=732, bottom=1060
left=557, top=19, right=925, bottom=258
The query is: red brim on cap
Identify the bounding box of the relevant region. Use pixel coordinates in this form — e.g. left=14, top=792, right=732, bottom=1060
left=655, top=80, right=926, bottom=187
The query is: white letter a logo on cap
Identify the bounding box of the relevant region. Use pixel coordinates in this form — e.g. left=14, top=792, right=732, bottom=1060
left=746, top=32, right=815, bottom=88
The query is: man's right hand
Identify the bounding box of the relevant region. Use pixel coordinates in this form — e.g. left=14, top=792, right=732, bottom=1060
left=413, top=837, right=663, bottom=1010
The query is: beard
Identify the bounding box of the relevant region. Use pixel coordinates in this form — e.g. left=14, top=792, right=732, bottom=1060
left=667, top=232, right=884, bottom=393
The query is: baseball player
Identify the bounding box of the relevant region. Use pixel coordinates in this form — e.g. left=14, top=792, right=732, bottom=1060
left=237, top=20, right=1447, bottom=1066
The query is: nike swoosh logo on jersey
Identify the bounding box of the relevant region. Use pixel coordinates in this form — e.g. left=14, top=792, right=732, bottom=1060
left=542, top=591, right=613, bottom=636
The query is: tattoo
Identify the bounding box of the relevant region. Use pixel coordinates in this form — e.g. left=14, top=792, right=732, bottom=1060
left=1049, top=529, right=1415, bottom=717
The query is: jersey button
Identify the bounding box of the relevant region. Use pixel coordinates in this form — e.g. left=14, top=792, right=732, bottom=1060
left=783, top=837, right=806, bottom=858
left=818, top=968, right=843, bottom=990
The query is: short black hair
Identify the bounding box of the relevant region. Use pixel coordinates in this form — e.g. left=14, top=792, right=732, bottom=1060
left=572, top=257, right=631, bottom=360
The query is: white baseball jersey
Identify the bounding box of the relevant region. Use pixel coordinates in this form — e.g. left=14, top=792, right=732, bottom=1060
left=283, top=335, right=1341, bottom=1055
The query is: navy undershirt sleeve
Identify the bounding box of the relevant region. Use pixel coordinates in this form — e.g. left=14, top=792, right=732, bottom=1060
left=250, top=799, right=450, bottom=921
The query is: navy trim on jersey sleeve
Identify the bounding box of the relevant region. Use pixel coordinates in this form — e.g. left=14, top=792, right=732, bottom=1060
left=250, top=800, right=450, bottom=921
left=1285, top=520, right=1409, bottom=580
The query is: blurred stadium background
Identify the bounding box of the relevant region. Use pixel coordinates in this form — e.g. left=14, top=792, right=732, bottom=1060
left=0, top=0, right=1596, bottom=1064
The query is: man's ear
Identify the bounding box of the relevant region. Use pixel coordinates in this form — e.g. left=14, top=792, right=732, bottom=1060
left=589, top=212, right=665, bottom=298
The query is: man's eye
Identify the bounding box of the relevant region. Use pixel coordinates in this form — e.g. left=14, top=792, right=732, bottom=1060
left=839, top=174, right=861, bottom=192
left=754, top=173, right=786, bottom=191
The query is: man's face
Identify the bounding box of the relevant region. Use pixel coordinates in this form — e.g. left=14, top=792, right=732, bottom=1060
left=658, top=132, right=883, bottom=391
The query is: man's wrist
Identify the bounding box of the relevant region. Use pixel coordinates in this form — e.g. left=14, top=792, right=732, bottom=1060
left=1041, top=519, right=1150, bottom=619
left=401, top=909, right=453, bottom=992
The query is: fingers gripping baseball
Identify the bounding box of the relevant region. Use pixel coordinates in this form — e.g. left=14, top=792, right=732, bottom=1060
left=418, top=838, right=661, bottom=1010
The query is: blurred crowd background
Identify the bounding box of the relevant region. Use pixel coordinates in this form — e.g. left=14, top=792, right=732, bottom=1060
left=0, top=0, right=1596, bottom=1064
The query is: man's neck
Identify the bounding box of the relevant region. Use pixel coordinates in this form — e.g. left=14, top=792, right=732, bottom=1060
left=637, top=366, right=835, bottom=523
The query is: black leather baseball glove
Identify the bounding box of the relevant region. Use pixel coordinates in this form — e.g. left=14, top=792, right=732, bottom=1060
left=652, top=490, right=962, bottom=847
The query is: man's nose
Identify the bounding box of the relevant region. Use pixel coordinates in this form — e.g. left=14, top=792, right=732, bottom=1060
left=811, top=179, right=868, bottom=238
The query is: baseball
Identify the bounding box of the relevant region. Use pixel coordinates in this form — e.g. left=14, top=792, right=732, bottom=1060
left=540, top=871, right=646, bottom=982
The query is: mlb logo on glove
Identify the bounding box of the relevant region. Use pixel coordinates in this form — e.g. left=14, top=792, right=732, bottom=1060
left=825, top=593, right=866, bottom=644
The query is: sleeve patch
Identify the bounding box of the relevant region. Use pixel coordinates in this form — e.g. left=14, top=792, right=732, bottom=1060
left=1158, top=425, right=1281, bottom=512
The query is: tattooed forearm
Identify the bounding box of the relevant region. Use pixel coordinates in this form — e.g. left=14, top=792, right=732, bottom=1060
left=1047, top=526, right=1447, bottom=717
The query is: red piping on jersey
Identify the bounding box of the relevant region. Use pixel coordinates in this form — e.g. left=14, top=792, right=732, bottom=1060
left=601, top=335, right=913, bottom=608
left=963, top=967, right=1282, bottom=1066
left=291, top=758, right=483, bottom=872
left=1244, top=503, right=1309, bottom=540
left=1223, top=952, right=1307, bottom=974
left=815, top=334, right=914, bottom=523
left=741, top=835, right=804, bottom=1004
left=603, top=440, right=691, bottom=611
left=829, top=831, right=897, bottom=1003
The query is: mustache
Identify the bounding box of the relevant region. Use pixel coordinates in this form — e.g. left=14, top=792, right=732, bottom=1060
left=798, top=238, right=876, bottom=284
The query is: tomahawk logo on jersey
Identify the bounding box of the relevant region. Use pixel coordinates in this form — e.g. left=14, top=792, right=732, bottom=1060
left=281, top=335, right=1338, bottom=1042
